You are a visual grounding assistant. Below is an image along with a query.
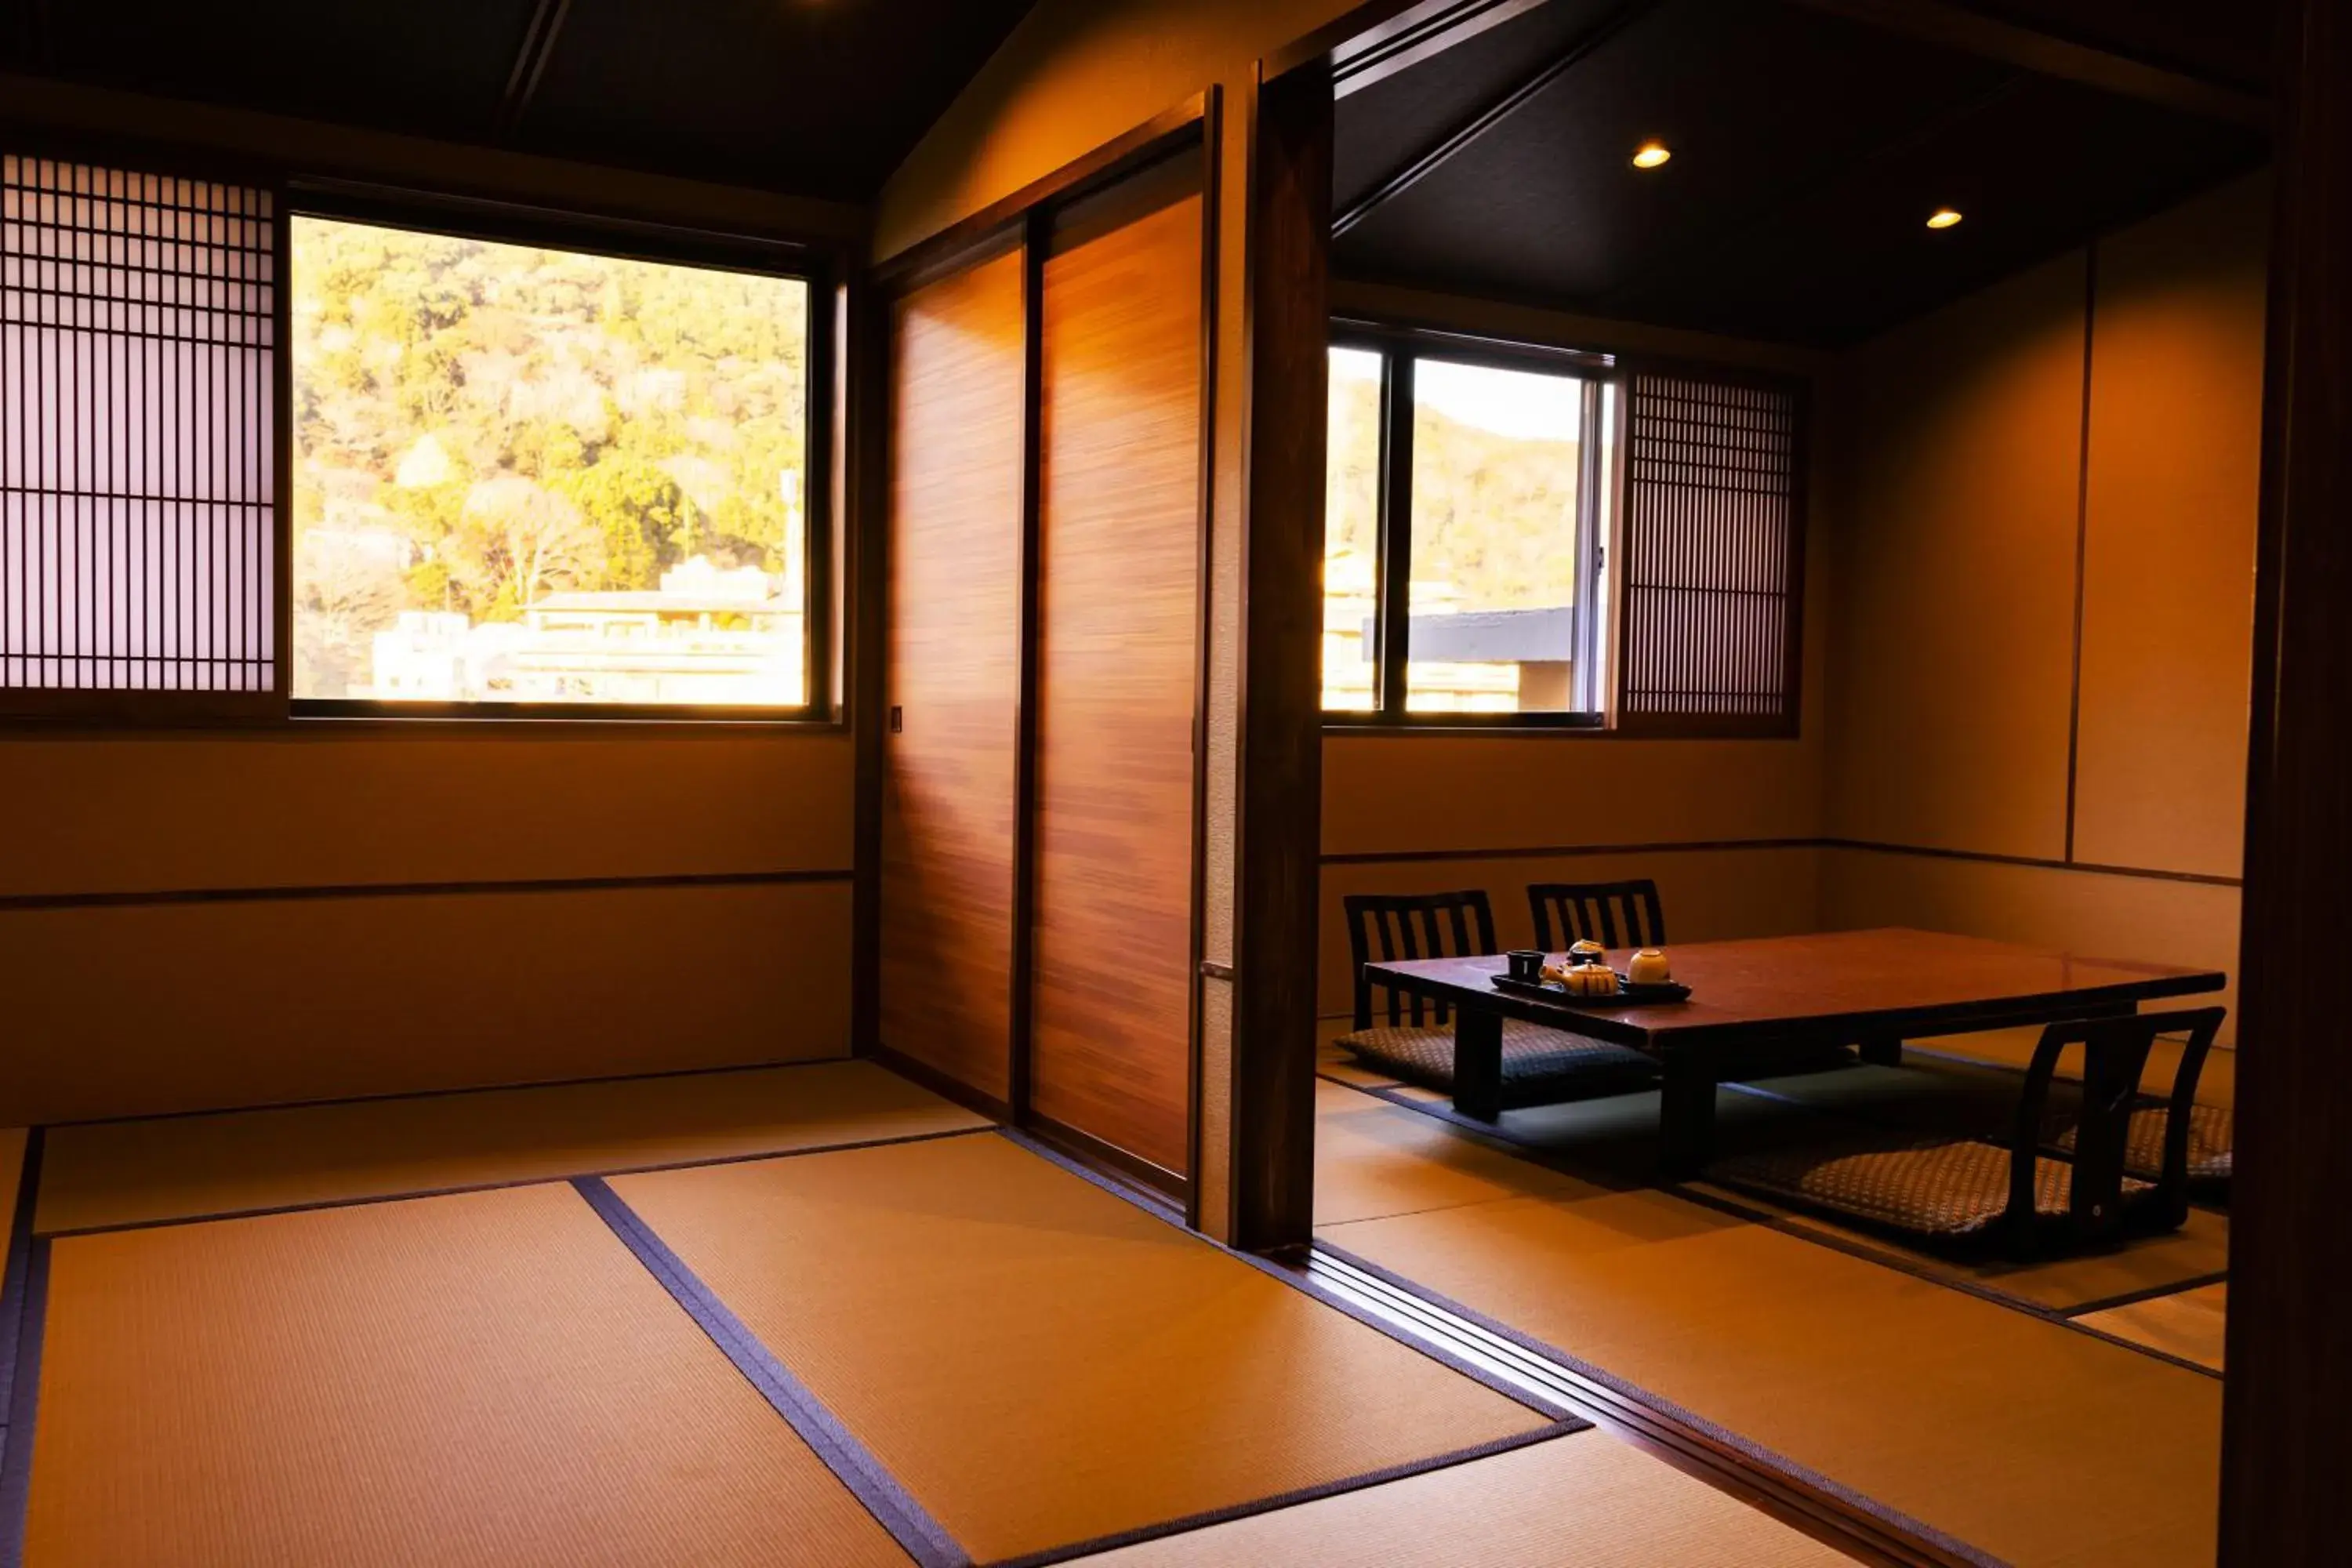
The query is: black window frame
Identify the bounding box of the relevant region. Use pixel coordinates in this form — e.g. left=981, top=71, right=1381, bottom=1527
left=0, top=129, right=847, bottom=733
left=1323, top=319, right=1620, bottom=731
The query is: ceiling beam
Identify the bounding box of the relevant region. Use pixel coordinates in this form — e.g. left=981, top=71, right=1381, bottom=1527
left=1785, top=0, right=2269, bottom=129
left=1332, top=0, right=1660, bottom=239
left=493, top=0, right=572, bottom=140
left=1331, top=0, right=1557, bottom=97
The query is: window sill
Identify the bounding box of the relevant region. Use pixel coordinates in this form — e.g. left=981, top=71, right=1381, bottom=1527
left=1321, top=717, right=1800, bottom=740
left=1323, top=716, right=1605, bottom=737
left=1, top=708, right=848, bottom=740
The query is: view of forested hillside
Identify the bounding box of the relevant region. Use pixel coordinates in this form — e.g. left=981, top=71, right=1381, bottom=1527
left=289, top=217, right=808, bottom=695
left=1323, top=350, right=1586, bottom=610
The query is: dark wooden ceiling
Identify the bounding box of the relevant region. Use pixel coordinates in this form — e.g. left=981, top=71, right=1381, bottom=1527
left=1334, top=0, right=2272, bottom=347
left=0, top=0, right=1036, bottom=201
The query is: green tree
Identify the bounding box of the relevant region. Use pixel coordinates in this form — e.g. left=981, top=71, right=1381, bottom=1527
left=560, top=452, right=688, bottom=590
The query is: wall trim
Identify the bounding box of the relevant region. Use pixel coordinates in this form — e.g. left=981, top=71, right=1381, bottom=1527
left=1824, top=837, right=2243, bottom=889
left=1319, top=835, right=2244, bottom=888
left=0, top=867, right=854, bottom=916
left=1321, top=836, right=1819, bottom=866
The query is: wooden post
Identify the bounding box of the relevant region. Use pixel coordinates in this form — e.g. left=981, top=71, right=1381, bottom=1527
left=2220, top=2, right=2352, bottom=1562
left=1228, top=59, right=1333, bottom=1252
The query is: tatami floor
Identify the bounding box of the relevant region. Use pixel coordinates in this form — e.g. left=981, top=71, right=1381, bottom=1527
left=0, top=1060, right=1854, bottom=1568
left=1315, top=1027, right=2230, bottom=1568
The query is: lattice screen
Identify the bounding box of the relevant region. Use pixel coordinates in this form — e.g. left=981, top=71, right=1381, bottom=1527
left=1617, top=372, right=1800, bottom=731
left=1, top=154, right=275, bottom=696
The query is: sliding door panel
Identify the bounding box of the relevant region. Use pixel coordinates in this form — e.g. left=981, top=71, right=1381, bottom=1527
left=1029, top=183, right=1205, bottom=1178
left=880, top=250, right=1027, bottom=1104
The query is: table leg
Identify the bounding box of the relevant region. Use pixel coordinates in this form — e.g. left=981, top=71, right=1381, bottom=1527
left=1660, top=1050, right=1716, bottom=1178
left=1859, top=1035, right=1904, bottom=1067
left=1454, top=1007, right=1504, bottom=1123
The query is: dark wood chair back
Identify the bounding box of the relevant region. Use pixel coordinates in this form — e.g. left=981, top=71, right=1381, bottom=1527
left=1527, top=879, right=1666, bottom=953
left=2011, top=1007, right=2227, bottom=1249
left=1343, top=890, right=1499, bottom=1029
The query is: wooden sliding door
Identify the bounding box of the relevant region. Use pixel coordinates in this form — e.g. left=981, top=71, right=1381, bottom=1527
left=877, top=248, right=1028, bottom=1106
left=1028, top=172, right=1207, bottom=1181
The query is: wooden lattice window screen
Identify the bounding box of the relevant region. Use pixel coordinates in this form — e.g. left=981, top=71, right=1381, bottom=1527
left=1, top=154, right=276, bottom=706
left=1615, top=371, right=1802, bottom=735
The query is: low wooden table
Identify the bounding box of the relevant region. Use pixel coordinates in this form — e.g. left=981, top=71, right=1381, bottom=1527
left=1365, top=927, right=2227, bottom=1178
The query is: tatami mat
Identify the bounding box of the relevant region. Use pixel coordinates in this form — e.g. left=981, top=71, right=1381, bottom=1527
left=612, top=1132, right=1555, bottom=1564
left=37, top=1058, right=987, bottom=1235
left=1334, top=1066, right=2227, bottom=1315
left=24, top=1183, right=912, bottom=1567
left=2079, top=1283, right=2227, bottom=1372
left=1316, top=1079, right=1585, bottom=1225
left=1319, top=1094, right=2223, bottom=1568
left=1700, top=1173, right=2230, bottom=1315
left=1073, top=1427, right=1849, bottom=1567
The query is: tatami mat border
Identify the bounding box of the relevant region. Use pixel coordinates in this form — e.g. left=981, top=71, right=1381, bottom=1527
left=1312, top=1239, right=2013, bottom=1568
left=991, top=1424, right=1586, bottom=1568
left=993, top=1128, right=1584, bottom=1425
left=574, top=1177, right=970, bottom=1568
left=0, top=1134, right=48, bottom=1568
left=1319, top=1075, right=2227, bottom=1381
left=0, top=1134, right=38, bottom=1421
left=36, top=1124, right=997, bottom=1240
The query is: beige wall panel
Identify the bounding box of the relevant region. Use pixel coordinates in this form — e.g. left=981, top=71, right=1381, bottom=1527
left=0, top=734, right=853, bottom=898
left=1322, top=736, right=1823, bottom=859
left=1826, top=253, right=2087, bottom=859
left=1319, top=848, right=1824, bottom=1017
left=1818, top=848, right=2239, bottom=1042
left=0, top=880, right=850, bottom=1125
left=2074, top=174, right=2267, bottom=878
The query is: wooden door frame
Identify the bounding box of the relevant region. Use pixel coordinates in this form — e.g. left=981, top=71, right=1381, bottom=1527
left=2220, top=2, right=2346, bottom=1563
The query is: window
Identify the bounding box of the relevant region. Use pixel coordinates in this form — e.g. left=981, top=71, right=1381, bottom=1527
left=1323, top=336, right=1616, bottom=722
left=1321, top=346, right=1383, bottom=710
left=2, top=155, right=277, bottom=708
left=290, top=216, right=814, bottom=711
left=1324, top=331, right=1802, bottom=734
left=5, top=149, right=831, bottom=725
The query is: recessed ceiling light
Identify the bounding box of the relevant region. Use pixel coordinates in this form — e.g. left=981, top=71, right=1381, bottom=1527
left=1926, top=208, right=1964, bottom=230
left=1632, top=142, right=1672, bottom=170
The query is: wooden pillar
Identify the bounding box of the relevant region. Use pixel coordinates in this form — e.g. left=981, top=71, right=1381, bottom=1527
left=1228, top=60, right=1333, bottom=1252
left=2220, top=2, right=2351, bottom=1563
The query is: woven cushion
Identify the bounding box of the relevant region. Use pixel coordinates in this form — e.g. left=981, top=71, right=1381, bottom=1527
left=1337, top=1019, right=1656, bottom=1101
left=2054, top=1101, right=2232, bottom=1183
left=1713, top=1136, right=2153, bottom=1239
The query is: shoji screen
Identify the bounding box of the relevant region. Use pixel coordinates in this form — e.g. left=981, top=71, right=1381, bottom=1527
left=1616, top=372, right=1802, bottom=735
left=1, top=154, right=276, bottom=706
left=1029, top=168, right=1205, bottom=1182
left=879, top=246, right=1029, bottom=1105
